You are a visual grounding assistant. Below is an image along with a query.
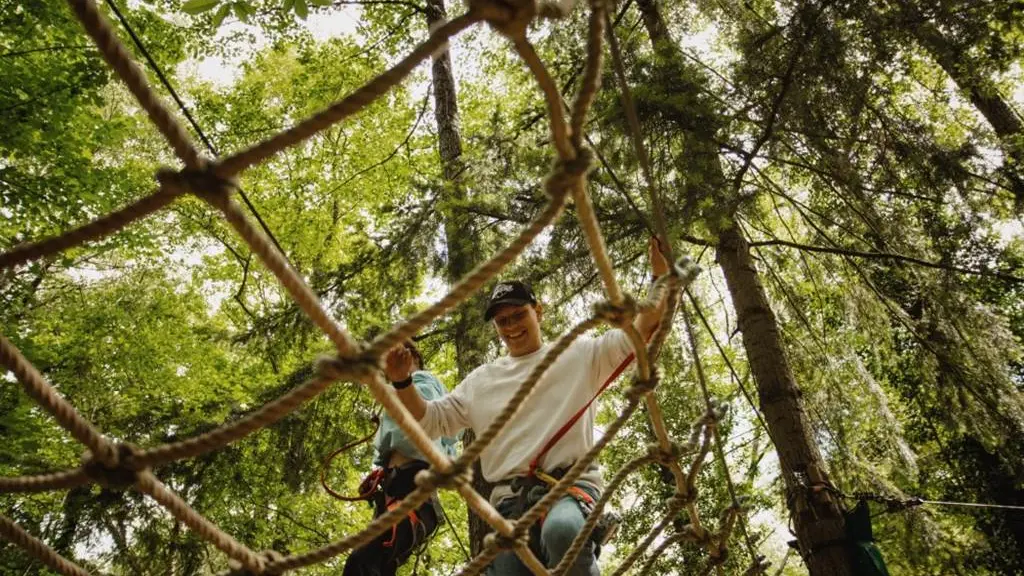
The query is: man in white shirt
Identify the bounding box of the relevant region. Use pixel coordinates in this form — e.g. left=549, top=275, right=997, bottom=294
left=385, top=238, right=670, bottom=576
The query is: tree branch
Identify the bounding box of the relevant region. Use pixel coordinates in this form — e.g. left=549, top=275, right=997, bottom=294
left=732, top=7, right=814, bottom=190
left=1, top=45, right=94, bottom=58
left=460, top=203, right=530, bottom=224
left=333, top=0, right=426, bottom=14
left=749, top=238, right=1024, bottom=284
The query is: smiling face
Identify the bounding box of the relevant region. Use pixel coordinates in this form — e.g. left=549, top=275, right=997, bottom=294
left=491, top=303, right=544, bottom=357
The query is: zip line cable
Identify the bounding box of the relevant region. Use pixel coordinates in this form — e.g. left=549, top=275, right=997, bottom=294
left=920, top=500, right=1024, bottom=512
left=103, top=0, right=291, bottom=262
left=827, top=487, right=1024, bottom=515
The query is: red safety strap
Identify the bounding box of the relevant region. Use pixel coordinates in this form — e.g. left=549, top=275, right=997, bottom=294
left=382, top=498, right=421, bottom=547
left=321, top=415, right=382, bottom=501
left=527, top=351, right=637, bottom=477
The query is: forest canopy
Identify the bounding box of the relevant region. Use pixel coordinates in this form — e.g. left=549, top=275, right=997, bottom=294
left=2, top=0, right=1023, bottom=574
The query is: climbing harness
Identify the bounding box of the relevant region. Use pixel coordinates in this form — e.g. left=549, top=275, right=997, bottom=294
left=376, top=462, right=436, bottom=549
left=320, top=416, right=438, bottom=551
left=493, top=348, right=639, bottom=556
left=526, top=351, right=636, bottom=480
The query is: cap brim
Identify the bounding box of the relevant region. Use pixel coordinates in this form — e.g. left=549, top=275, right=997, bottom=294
left=484, top=298, right=532, bottom=320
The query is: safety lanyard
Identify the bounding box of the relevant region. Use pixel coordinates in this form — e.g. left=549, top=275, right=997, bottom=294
left=527, top=350, right=637, bottom=479
left=320, top=413, right=382, bottom=501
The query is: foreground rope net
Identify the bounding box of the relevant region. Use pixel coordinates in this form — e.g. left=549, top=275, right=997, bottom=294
left=0, top=0, right=767, bottom=574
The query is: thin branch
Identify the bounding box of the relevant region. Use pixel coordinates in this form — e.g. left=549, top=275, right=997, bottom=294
left=317, top=85, right=432, bottom=198
left=333, top=0, right=426, bottom=14
left=732, top=7, right=814, bottom=190
left=0, top=84, right=75, bottom=113
left=749, top=238, right=1024, bottom=284
left=234, top=255, right=256, bottom=320
left=460, top=204, right=531, bottom=224
left=333, top=10, right=420, bottom=69
left=1, top=44, right=94, bottom=58
left=685, top=290, right=773, bottom=442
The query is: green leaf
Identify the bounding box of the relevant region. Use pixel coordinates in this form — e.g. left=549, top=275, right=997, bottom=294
left=181, top=0, right=221, bottom=14
left=293, top=0, right=308, bottom=19
left=309, top=0, right=333, bottom=6
left=282, top=0, right=295, bottom=12
left=231, top=2, right=250, bottom=23
left=212, top=3, right=231, bottom=26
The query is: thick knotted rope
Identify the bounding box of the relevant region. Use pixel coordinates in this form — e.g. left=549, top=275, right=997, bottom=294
left=544, top=146, right=595, bottom=197
left=156, top=164, right=238, bottom=208
left=646, top=439, right=687, bottom=467
left=227, top=550, right=287, bottom=576
left=626, top=370, right=661, bottom=400
left=593, top=295, right=639, bottom=328
left=81, top=443, right=143, bottom=490
left=415, top=464, right=474, bottom=492
left=0, top=0, right=760, bottom=571
left=0, top=514, right=91, bottom=576
left=468, top=0, right=536, bottom=39
left=484, top=530, right=530, bottom=552
left=315, top=354, right=381, bottom=386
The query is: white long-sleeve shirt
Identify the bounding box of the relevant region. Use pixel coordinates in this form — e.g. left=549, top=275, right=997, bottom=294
left=419, top=329, right=634, bottom=486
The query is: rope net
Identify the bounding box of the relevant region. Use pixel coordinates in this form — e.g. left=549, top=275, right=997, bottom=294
left=0, top=0, right=767, bottom=574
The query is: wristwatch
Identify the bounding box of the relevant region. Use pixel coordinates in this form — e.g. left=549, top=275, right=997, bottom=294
left=391, top=376, right=413, bottom=390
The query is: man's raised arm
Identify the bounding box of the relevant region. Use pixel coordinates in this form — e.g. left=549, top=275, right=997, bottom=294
left=634, top=236, right=672, bottom=339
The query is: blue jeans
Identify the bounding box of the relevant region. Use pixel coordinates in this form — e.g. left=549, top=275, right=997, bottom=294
left=486, top=484, right=600, bottom=576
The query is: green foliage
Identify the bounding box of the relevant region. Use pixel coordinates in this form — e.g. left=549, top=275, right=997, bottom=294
left=3, top=0, right=1024, bottom=574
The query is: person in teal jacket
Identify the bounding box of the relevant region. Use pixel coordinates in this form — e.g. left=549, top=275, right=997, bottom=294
left=343, top=340, right=458, bottom=576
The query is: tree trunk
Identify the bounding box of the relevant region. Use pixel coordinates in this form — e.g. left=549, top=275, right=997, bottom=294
left=631, top=0, right=852, bottom=572
left=424, top=0, right=494, bottom=555
left=891, top=0, right=1024, bottom=205
left=717, top=224, right=852, bottom=575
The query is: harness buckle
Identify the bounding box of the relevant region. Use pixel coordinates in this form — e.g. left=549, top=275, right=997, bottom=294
left=534, top=470, right=559, bottom=486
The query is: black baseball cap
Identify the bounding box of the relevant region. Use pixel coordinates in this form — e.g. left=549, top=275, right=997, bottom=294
left=484, top=280, right=537, bottom=320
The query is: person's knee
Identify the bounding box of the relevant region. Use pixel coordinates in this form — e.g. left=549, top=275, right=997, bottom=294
left=541, top=512, right=584, bottom=557
left=487, top=550, right=526, bottom=576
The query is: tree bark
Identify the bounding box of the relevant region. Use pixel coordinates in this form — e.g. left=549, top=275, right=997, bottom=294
left=717, top=225, right=852, bottom=575
left=631, top=0, right=852, bottom=572
left=424, top=0, right=494, bottom=555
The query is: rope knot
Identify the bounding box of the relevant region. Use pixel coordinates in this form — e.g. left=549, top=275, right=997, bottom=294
left=82, top=443, right=143, bottom=490
left=315, top=354, right=379, bottom=385
left=646, top=439, right=685, bottom=466
left=626, top=369, right=659, bottom=400
left=593, top=294, right=638, bottom=328
left=226, top=550, right=284, bottom=575
left=544, top=146, right=594, bottom=199
left=708, top=545, right=729, bottom=564
left=484, top=531, right=528, bottom=552
left=742, top=555, right=770, bottom=575
left=700, top=399, right=728, bottom=429
left=468, top=0, right=536, bottom=39
left=156, top=161, right=237, bottom=208
left=668, top=487, right=699, bottom=508
left=668, top=256, right=701, bottom=286
left=415, top=462, right=473, bottom=492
